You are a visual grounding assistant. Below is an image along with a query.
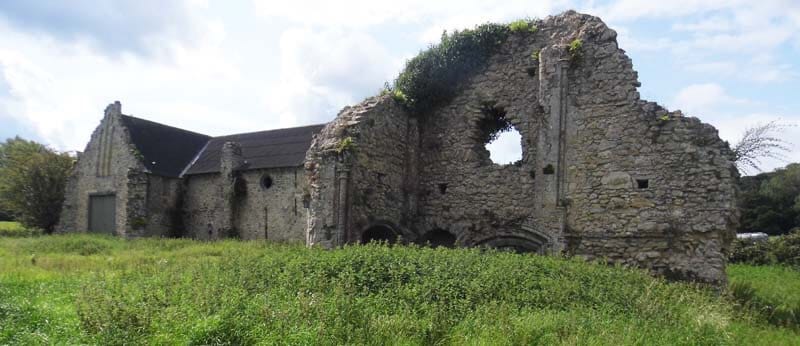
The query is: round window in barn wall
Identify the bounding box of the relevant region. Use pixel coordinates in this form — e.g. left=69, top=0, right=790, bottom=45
left=260, top=175, right=273, bottom=190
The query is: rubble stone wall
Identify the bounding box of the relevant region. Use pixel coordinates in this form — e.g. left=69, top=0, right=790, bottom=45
left=305, top=97, right=415, bottom=247
left=305, top=11, right=738, bottom=284
left=182, top=167, right=308, bottom=242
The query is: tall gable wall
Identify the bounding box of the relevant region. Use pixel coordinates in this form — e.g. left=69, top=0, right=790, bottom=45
left=305, top=11, right=738, bottom=284
left=57, top=102, right=148, bottom=235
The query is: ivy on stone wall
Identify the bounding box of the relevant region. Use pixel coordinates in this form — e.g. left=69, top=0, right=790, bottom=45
left=477, top=100, right=513, bottom=144
left=390, top=22, right=520, bottom=115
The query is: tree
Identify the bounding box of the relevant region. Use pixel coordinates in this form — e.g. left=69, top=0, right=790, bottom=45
left=739, top=163, right=800, bottom=235
left=732, top=121, right=792, bottom=174
left=0, top=137, right=74, bottom=233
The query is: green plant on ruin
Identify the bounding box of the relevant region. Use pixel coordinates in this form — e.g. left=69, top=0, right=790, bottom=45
left=478, top=100, right=513, bottom=144
left=130, top=147, right=144, bottom=161
left=392, top=23, right=511, bottom=114
left=391, top=89, right=408, bottom=104
left=130, top=217, right=147, bottom=230
left=531, top=50, right=541, bottom=62
left=568, top=38, right=583, bottom=60
left=380, top=84, right=408, bottom=104
left=508, top=19, right=537, bottom=33
left=335, top=136, right=355, bottom=154
left=659, top=115, right=670, bottom=122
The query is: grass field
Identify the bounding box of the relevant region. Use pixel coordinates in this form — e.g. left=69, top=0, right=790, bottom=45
left=0, top=235, right=798, bottom=345
left=728, top=264, right=800, bottom=328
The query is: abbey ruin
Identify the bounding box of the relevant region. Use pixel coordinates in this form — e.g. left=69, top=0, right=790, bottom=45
left=58, top=11, right=739, bottom=284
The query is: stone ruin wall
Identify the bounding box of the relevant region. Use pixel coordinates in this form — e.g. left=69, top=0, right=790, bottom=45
left=305, top=97, right=416, bottom=247
left=305, top=11, right=738, bottom=284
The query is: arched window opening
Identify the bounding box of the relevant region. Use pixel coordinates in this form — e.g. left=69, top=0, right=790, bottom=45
left=477, top=236, right=546, bottom=255
left=361, top=225, right=398, bottom=245
left=419, top=229, right=456, bottom=248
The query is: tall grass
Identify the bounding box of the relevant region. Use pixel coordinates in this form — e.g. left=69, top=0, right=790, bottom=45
left=728, top=264, right=800, bottom=329
left=1, top=235, right=798, bottom=345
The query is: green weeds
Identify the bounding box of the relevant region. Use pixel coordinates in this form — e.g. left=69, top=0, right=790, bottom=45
left=0, top=235, right=798, bottom=344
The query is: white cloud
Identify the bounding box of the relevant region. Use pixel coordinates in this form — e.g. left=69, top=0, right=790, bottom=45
left=671, top=83, right=800, bottom=173
left=672, top=83, right=751, bottom=117
left=487, top=129, right=522, bottom=165
left=594, top=0, right=745, bottom=22
left=0, top=0, right=206, bottom=57
left=265, top=27, right=402, bottom=127
left=672, top=16, right=733, bottom=33
left=254, top=0, right=567, bottom=37
left=685, top=55, right=795, bottom=83
left=0, top=15, right=244, bottom=150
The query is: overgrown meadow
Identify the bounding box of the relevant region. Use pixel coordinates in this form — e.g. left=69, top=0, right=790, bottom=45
left=1, top=233, right=799, bottom=345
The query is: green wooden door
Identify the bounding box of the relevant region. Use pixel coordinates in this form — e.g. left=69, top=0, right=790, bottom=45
left=89, top=194, right=116, bottom=234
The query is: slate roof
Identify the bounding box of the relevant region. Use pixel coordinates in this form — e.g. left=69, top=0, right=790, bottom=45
left=120, top=115, right=211, bottom=178
left=182, top=124, right=326, bottom=176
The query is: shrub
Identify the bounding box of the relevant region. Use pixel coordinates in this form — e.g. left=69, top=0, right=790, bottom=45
left=729, top=238, right=774, bottom=265
left=393, top=23, right=511, bottom=114
left=0, top=221, right=42, bottom=237
left=568, top=38, right=583, bottom=60
left=508, top=19, right=537, bottom=33
left=772, top=229, right=800, bottom=267
left=729, top=230, right=800, bottom=268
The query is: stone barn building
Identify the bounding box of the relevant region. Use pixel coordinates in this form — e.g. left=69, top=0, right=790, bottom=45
left=58, top=11, right=738, bottom=284
left=56, top=101, right=324, bottom=242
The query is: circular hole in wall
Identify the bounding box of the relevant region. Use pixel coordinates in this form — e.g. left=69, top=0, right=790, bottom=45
left=260, top=175, right=273, bottom=189
left=486, top=129, right=522, bottom=165
left=478, top=101, right=522, bottom=165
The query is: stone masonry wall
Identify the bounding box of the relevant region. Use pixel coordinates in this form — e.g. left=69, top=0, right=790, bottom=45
left=305, top=96, right=414, bottom=247
left=305, top=11, right=738, bottom=284
left=139, top=174, right=183, bottom=237
left=57, top=102, right=148, bottom=236
left=182, top=167, right=308, bottom=242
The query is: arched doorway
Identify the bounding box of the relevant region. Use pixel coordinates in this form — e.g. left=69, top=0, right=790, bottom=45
left=361, top=225, right=398, bottom=244
left=419, top=229, right=456, bottom=248
left=476, top=236, right=548, bottom=254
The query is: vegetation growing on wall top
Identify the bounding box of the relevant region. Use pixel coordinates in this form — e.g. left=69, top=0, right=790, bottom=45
left=389, top=22, right=515, bottom=114
left=508, top=19, right=538, bottom=33
left=478, top=100, right=513, bottom=144
left=335, top=136, right=355, bottom=154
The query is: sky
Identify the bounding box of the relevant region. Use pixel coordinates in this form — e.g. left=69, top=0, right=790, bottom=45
left=0, top=0, right=798, bottom=174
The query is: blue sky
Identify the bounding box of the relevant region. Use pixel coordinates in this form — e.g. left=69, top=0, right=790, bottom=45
left=0, top=0, right=798, bottom=173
